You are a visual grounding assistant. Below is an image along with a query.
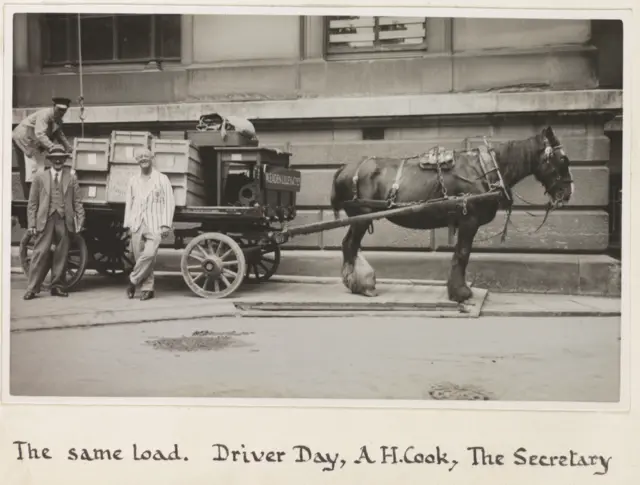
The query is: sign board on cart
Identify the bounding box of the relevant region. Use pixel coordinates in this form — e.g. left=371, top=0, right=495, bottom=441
left=263, top=166, right=301, bottom=192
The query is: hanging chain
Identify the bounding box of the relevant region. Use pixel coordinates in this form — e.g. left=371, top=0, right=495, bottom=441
left=435, top=159, right=448, bottom=199
left=77, top=14, right=86, bottom=138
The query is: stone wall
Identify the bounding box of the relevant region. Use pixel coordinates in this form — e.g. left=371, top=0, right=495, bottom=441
left=13, top=15, right=601, bottom=106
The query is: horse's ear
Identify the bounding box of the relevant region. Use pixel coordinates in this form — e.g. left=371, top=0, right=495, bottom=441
left=542, top=126, right=558, bottom=145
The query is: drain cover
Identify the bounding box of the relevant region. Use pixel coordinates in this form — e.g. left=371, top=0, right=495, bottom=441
left=428, top=383, right=491, bottom=401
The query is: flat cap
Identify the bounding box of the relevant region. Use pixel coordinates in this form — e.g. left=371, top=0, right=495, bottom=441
left=52, top=97, right=72, bottom=108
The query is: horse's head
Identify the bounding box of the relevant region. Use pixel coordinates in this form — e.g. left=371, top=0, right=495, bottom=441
left=532, top=126, right=574, bottom=207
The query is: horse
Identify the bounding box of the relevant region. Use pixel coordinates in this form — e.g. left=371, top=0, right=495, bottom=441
left=329, top=126, right=574, bottom=303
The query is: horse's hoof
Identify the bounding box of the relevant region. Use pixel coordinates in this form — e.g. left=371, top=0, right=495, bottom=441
left=362, top=288, right=378, bottom=297
left=448, top=284, right=473, bottom=303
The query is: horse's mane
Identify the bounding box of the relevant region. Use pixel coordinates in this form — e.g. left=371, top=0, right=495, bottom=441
left=489, top=133, right=545, bottom=186
left=493, top=133, right=543, bottom=160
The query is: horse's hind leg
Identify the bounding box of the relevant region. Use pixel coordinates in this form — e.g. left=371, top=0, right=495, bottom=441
left=340, top=221, right=377, bottom=297
left=447, top=217, right=479, bottom=303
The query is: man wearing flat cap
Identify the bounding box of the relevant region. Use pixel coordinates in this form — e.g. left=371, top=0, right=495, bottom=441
left=123, top=149, right=176, bottom=301
left=12, top=97, right=74, bottom=199
left=23, top=145, right=85, bottom=300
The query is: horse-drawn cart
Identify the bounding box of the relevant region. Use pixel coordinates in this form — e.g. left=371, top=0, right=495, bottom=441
left=11, top=125, right=511, bottom=300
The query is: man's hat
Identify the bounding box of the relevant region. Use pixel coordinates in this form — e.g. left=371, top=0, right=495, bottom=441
left=46, top=145, right=70, bottom=159
left=52, top=97, right=72, bottom=109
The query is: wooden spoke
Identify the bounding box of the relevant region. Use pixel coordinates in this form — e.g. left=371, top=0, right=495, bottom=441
left=180, top=233, right=246, bottom=299
left=19, top=232, right=88, bottom=292
left=235, top=237, right=281, bottom=283
left=86, top=219, right=134, bottom=278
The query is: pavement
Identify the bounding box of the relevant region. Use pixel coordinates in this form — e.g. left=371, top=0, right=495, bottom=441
left=8, top=270, right=621, bottom=333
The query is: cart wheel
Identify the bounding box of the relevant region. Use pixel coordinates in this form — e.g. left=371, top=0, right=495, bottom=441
left=181, top=233, right=246, bottom=298
left=86, top=220, right=134, bottom=277
left=236, top=237, right=281, bottom=283
left=19, top=231, right=88, bottom=292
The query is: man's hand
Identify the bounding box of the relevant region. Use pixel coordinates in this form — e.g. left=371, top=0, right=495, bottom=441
left=160, top=226, right=171, bottom=239
left=27, top=227, right=37, bottom=236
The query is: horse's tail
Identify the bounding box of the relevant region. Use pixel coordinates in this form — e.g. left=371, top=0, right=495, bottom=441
left=330, top=164, right=347, bottom=220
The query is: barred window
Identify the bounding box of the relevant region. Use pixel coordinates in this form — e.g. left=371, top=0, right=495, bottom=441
left=325, top=16, right=428, bottom=55
left=41, top=14, right=181, bottom=66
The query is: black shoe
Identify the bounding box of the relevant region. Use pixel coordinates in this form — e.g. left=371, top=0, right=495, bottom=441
left=51, top=287, right=68, bottom=297
left=140, top=291, right=154, bottom=301
left=126, top=283, right=136, bottom=299
left=23, top=291, right=36, bottom=300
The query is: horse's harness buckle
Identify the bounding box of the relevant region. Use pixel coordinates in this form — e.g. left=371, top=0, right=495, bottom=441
left=480, top=137, right=511, bottom=202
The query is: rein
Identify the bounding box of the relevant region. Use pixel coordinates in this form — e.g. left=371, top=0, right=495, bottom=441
left=475, top=141, right=567, bottom=243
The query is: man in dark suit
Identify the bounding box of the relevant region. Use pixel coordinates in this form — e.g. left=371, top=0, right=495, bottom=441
left=23, top=145, right=85, bottom=300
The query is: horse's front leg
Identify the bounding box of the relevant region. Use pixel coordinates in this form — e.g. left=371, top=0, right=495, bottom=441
left=447, top=217, right=479, bottom=303
left=341, top=221, right=377, bottom=297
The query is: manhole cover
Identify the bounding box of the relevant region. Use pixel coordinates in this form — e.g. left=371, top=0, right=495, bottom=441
left=147, top=330, right=254, bottom=352
left=428, top=383, right=492, bottom=401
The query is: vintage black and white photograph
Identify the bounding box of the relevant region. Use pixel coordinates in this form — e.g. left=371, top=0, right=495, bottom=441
left=5, top=8, right=626, bottom=403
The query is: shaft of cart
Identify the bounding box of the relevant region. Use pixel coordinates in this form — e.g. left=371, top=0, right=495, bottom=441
left=273, top=190, right=505, bottom=244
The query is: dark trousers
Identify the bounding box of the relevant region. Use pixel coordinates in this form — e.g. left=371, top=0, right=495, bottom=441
left=26, top=212, right=70, bottom=293
left=12, top=140, right=29, bottom=199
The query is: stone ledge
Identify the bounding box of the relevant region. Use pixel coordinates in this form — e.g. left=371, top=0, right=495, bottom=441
left=275, top=251, right=622, bottom=297
left=9, top=248, right=621, bottom=297
left=12, top=89, right=623, bottom=125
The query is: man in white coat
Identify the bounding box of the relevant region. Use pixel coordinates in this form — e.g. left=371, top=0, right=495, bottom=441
left=123, top=149, right=176, bottom=301
left=12, top=97, right=74, bottom=198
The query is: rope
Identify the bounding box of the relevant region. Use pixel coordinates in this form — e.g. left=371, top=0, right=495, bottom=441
left=77, top=14, right=86, bottom=138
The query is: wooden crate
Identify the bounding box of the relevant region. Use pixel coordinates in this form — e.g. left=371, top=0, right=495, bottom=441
left=12, top=172, right=25, bottom=201
left=72, top=138, right=110, bottom=172
left=106, top=164, right=138, bottom=203
left=186, top=130, right=259, bottom=148
left=110, top=131, right=154, bottom=164
left=76, top=171, right=109, bottom=203
left=167, top=173, right=207, bottom=207
left=106, top=164, right=207, bottom=207
left=217, top=147, right=291, bottom=167
left=151, top=139, right=204, bottom=180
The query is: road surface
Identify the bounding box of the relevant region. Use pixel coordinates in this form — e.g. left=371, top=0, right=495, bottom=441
left=9, top=315, right=620, bottom=402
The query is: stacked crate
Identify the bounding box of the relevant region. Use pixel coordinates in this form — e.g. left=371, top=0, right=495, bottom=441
left=151, top=138, right=206, bottom=207
left=71, top=138, right=110, bottom=203
left=69, top=130, right=206, bottom=207
left=106, top=131, right=154, bottom=203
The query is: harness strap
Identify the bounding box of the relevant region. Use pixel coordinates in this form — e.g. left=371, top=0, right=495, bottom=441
left=480, top=140, right=511, bottom=202
left=351, top=157, right=372, bottom=200
left=476, top=145, right=495, bottom=190
left=387, top=158, right=406, bottom=203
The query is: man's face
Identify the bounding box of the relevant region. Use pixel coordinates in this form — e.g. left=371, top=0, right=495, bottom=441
left=51, top=156, right=66, bottom=171
left=53, top=107, right=67, bottom=120
left=138, top=156, right=152, bottom=170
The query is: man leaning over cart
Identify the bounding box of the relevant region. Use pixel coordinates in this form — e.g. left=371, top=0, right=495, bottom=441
left=123, top=149, right=176, bottom=301
left=12, top=97, right=74, bottom=199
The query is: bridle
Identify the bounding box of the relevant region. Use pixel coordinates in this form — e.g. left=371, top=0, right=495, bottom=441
left=538, top=142, right=573, bottom=203
left=478, top=139, right=573, bottom=244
